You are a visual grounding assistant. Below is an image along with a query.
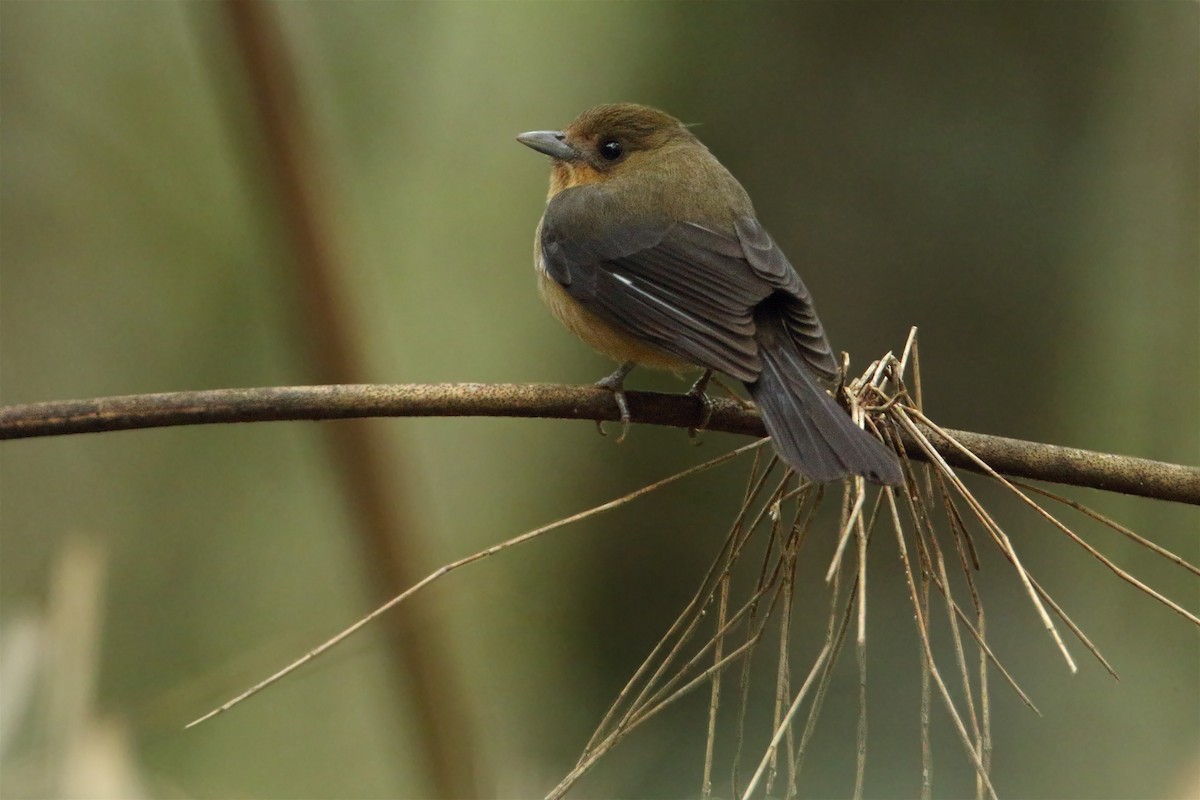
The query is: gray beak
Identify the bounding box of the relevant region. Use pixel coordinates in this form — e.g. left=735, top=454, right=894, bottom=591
left=516, top=129, right=577, bottom=161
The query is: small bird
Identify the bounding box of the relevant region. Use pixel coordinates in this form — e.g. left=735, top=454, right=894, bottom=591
left=517, top=103, right=902, bottom=485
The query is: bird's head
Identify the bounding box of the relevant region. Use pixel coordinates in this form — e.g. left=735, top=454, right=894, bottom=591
left=518, top=103, right=701, bottom=196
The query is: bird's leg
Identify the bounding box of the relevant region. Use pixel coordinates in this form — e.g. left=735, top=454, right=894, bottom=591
left=686, top=369, right=714, bottom=443
left=595, top=361, right=635, bottom=443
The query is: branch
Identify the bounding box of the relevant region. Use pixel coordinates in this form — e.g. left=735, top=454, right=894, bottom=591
left=3, top=383, right=1197, bottom=505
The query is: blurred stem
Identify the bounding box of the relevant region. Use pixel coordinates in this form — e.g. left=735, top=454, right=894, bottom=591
left=2, top=382, right=1197, bottom=506
left=211, top=2, right=480, bottom=796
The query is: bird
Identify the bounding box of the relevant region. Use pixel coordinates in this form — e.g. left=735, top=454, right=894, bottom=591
left=517, top=103, right=903, bottom=485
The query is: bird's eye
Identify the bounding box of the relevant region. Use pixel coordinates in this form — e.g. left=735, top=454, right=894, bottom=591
left=599, top=140, right=623, bottom=161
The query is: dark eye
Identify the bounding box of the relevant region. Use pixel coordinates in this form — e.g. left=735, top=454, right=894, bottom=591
left=599, top=140, right=623, bottom=161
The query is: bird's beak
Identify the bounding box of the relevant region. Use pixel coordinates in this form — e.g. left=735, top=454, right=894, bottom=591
left=516, top=130, right=577, bottom=161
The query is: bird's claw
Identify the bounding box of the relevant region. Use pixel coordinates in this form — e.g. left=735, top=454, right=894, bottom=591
left=594, top=391, right=631, bottom=443
left=686, top=370, right=714, bottom=444
left=595, top=362, right=635, bottom=444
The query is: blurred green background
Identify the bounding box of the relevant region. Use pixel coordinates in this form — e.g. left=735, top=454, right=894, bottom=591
left=2, top=2, right=1197, bottom=798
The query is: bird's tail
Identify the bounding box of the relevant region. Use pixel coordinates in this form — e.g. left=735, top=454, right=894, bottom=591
left=746, top=314, right=903, bottom=485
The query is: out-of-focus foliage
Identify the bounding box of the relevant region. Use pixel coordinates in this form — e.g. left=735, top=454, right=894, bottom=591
left=2, top=3, right=1196, bottom=798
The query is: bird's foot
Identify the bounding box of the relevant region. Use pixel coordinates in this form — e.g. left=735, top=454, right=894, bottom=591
left=686, top=370, right=714, bottom=444
left=594, top=362, right=635, bottom=443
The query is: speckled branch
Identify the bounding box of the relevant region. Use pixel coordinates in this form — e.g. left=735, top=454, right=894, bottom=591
left=3, top=382, right=1197, bottom=505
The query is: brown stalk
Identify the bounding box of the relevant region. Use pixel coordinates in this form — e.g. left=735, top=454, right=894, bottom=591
left=213, top=3, right=476, bottom=794
left=5, top=382, right=1197, bottom=505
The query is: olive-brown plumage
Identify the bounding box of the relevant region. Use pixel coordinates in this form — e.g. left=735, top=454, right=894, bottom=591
left=518, top=103, right=902, bottom=485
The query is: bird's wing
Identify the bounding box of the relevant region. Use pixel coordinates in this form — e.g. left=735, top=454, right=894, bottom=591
left=541, top=186, right=838, bottom=382
left=734, top=217, right=840, bottom=381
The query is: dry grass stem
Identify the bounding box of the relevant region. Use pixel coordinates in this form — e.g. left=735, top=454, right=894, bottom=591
left=546, top=330, right=1195, bottom=798
left=176, top=327, right=1193, bottom=799
left=886, top=487, right=1001, bottom=800
left=895, top=407, right=1079, bottom=672
left=1014, top=482, right=1199, bottom=574
left=185, top=439, right=765, bottom=730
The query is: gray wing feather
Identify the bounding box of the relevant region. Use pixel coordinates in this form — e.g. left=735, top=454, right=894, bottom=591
left=735, top=218, right=839, bottom=380
left=541, top=185, right=838, bottom=383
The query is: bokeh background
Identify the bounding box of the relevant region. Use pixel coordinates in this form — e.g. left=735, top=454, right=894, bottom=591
left=2, top=2, right=1197, bottom=798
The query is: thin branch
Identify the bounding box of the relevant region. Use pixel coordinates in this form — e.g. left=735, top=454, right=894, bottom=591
left=3, top=382, right=1197, bottom=505
left=186, top=440, right=761, bottom=732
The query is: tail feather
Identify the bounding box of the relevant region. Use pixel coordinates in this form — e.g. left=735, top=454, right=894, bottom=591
left=746, top=315, right=903, bottom=485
